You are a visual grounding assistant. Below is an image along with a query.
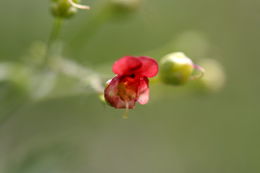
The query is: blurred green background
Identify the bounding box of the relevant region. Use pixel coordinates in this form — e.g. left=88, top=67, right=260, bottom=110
left=0, top=0, right=260, bottom=173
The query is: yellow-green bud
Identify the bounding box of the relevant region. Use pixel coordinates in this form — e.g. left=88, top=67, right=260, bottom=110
left=51, top=0, right=79, bottom=18
left=110, top=0, right=140, bottom=14
left=159, top=52, right=194, bottom=85
left=195, top=59, right=225, bottom=93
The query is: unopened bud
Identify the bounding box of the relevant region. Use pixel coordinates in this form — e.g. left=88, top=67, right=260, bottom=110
left=110, top=0, right=140, bottom=14
left=51, top=0, right=80, bottom=18
left=195, top=59, right=225, bottom=93
left=159, top=52, right=195, bottom=85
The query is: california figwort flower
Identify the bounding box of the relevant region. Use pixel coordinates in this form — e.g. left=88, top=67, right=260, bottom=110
left=104, top=56, right=158, bottom=113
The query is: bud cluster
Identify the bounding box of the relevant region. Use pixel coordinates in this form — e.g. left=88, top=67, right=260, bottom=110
left=51, top=0, right=79, bottom=18
left=51, top=0, right=90, bottom=18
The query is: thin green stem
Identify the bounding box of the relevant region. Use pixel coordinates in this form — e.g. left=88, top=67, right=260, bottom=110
left=48, top=17, right=64, bottom=45
left=45, top=17, right=64, bottom=65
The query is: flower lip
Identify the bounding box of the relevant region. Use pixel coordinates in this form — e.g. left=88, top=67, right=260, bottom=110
left=137, top=56, right=158, bottom=77
left=112, top=56, right=158, bottom=78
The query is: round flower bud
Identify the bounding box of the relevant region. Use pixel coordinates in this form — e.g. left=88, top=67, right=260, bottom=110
left=194, top=59, right=225, bottom=93
left=159, top=52, right=194, bottom=85
left=51, top=0, right=79, bottom=18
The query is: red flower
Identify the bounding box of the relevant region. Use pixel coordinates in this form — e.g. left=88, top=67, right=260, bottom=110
left=104, top=56, right=158, bottom=109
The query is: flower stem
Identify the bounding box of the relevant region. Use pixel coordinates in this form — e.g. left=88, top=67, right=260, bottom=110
left=48, top=17, right=64, bottom=44
left=45, top=17, right=64, bottom=65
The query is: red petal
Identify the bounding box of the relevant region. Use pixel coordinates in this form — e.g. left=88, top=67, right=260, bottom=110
left=104, top=76, right=136, bottom=109
left=138, top=56, right=159, bottom=77
left=137, top=77, right=150, bottom=105
left=112, top=56, right=142, bottom=76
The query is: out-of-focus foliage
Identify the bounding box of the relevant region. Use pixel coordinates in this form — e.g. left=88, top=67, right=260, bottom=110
left=0, top=0, right=260, bottom=173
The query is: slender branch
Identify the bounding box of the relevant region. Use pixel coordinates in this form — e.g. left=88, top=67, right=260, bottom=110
left=48, top=17, right=64, bottom=46
left=45, top=18, right=64, bottom=65
left=53, top=57, right=104, bottom=93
